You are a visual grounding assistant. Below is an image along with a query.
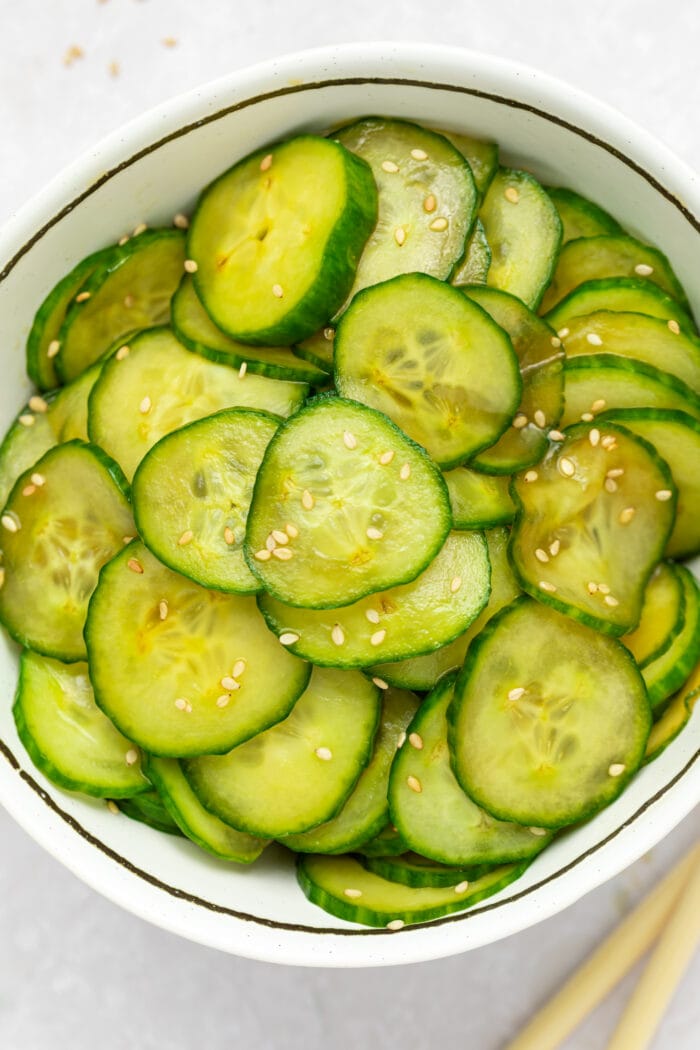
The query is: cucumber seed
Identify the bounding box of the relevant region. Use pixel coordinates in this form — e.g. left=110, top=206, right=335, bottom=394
left=394, top=226, right=407, bottom=246
left=302, top=489, right=315, bottom=509
left=370, top=629, right=387, bottom=646
left=535, top=548, right=549, bottom=563
left=178, top=530, right=194, bottom=546
left=139, top=396, right=152, bottom=414
left=224, top=527, right=235, bottom=545
left=549, top=540, right=561, bottom=557
left=399, top=463, right=411, bottom=481
left=272, top=547, right=294, bottom=560
left=429, top=217, right=448, bottom=231
left=379, top=450, right=395, bottom=465
left=423, top=194, right=437, bottom=213
left=366, top=609, right=380, bottom=624
left=343, top=430, right=358, bottom=449
left=508, top=687, right=526, bottom=701
left=450, top=576, right=462, bottom=593
left=220, top=676, right=240, bottom=691
left=315, top=747, right=333, bottom=761
left=366, top=527, right=383, bottom=540
left=272, top=529, right=289, bottom=545
left=331, top=624, right=345, bottom=646
left=254, top=548, right=271, bottom=561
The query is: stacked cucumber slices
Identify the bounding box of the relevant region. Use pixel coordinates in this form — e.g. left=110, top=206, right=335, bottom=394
left=2, top=117, right=699, bottom=932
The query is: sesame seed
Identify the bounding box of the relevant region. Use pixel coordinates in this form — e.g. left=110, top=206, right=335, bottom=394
left=115, top=345, right=130, bottom=361
left=655, top=489, right=673, bottom=501
left=1, top=513, right=19, bottom=532
left=159, top=600, right=168, bottom=620
left=366, top=527, right=383, bottom=540
left=429, top=217, right=448, bottom=231
left=127, top=558, right=143, bottom=574
left=139, top=396, right=152, bottom=414
left=589, top=428, right=601, bottom=447
left=220, top=676, right=240, bottom=691
left=587, top=582, right=599, bottom=594
left=381, top=160, right=399, bottom=173
left=366, top=609, right=380, bottom=624
left=47, top=339, right=61, bottom=358
left=397, top=731, right=407, bottom=748
left=224, top=527, right=235, bottom=545
left=454, top=881, right=470, bottom=894
left=512, top=414, right=528, bottom=429
left=549, top=539, right=561, bottom=557
left=399, top=464, right=411, bottom=481
left=28, top=395, right=48, bottom=413
left=30, top=473, right=45, bottom=486
left=607, top=468, right=624, bottom=478
left=178, top=529, right=194, bottom=546
left=173, top=213, right=189, bottom=229
left=580, top=412, right=594, bottom=422
left=604, top=595, right=620, bottom=607
left=609, top=763, right=626, bottom=777
left=22, top=484, right=36, bottom=497
left=450, top=576, right=462, bottom=593
left=411, top=148, right=428, bottom=160
left=423, top=194, right=437, bottom=213
left=331, top=624, right=345, bottom=646
left=343, top=430, right=358, bottom=450
left=524, top=470, right=538, bottom=483
left=123, top=294, right=135, bottom=309
left=504, top=186, right=520, bottom=203
left=668, top=319, right=681, bottom=335
left=118, top=235, right=129, bottom=246
left=238, top=361, right=247, bottom=379
left=598, top=583, right=611, bottom=595
left=370, top=629, right=387, bottom=646
left=133, top=223, right=147, bottom=237
left=323, top=327, right=335, bottom=341
left=535, top=548, right=549, bottom=563
left=75, top=291, right=91, bottom=303
left=558, top=457, right=575, bottom=477
left=591, top=399, right=607, bottom=412
left=601, top=435, right=617, bottom=450
left=272, top=284, right=284, bottom=298
left=508, top=687, right=526, bottom=701
left=302, top=489, right=315, bottom=509
left=18, top=414, right=35, bottom=427
left=216, top=695, right=230, bottom=708
left=386, top=919, right=405, bottom=931
left=107, top=801, right=120, bottom=815
left=260, top=153, right=273, bottom=172
left=586, top=332, right=603, bottom=346
left=394, top=226, right=407, bottom=246
left=634, top=263, right=654, bottom=276
left=529, top=827, right=548, bottom=837
left=184, top=259, right=198, bottom=273
left=254, top=549, right=272, bottom=561
left=539, top=581, right=557, bottom=593
left=344, top=888, right=363, bottom=898
left=604, top=478, right=618, bottom=493
left=285, top=523, right=299, bottom=539
left=619, top=506, right=636, bottom=525
left=232, top=660, right=247, bottom=678
left=272, top=529, right=289, bottom=545
left=279, top=632, right=299, bottom=645
left=122, top=536, right=135, bottom=545
left=533, top=410, right=546, bottom=429
left=174, top=698, right=188, bottom=711
left=272, top=546, right=293, bottom=560
left=379, top=450, right=395, bottom=465
left=408, top=733, right=423, bottom=750
left=315, top=747, right=333, bottom=761
left=550, top=336, right=562, bottom=348
left=372, top=677, right=389, bottom=690
left=406, top=775, right=422, bottom=793
left=125, top=749, right=138, bottom=766
left=557, top=328, right=570, bottom=339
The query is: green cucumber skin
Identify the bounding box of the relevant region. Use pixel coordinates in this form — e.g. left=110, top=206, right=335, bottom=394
left=628, top=562, right=687, bottom=671
left=543, top=277, right=695, bottom=333
left=546, top=187, right=623, bottom=243
left=643, top=567, right=700, bottom=713
left=361, top=854, right=494, bottom=888
left=190, top=139, right=378, bottom=346
left=644, top=680, right=699, bottom=764
left=562, top=356, right=700, bottom=426
left=354, top=826, right=410, bottom=857
left=116, top=790, right=183, bottom=836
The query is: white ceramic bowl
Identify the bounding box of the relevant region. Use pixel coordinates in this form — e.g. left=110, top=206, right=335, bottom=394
left=1, top=43, right=698, bottom=968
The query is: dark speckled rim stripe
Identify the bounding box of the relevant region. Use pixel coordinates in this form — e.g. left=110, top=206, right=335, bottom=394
left=1, top=73, right=699, bottom=937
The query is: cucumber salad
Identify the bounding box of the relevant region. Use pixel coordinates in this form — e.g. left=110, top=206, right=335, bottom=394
left=2, top=116, right=699, bottom=931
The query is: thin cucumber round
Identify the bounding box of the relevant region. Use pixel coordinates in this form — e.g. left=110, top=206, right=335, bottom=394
left=439, top=131, right=498, bottom=200
left=543, top=277, right=694, bottom=333
left=645, top=665, right=700, bottom=764
left=244, top=395, right=452, bottom=609
left=641, top=566, right=700, bottom=713
left=132, top=408, right=280, bottom=594
left=13, top=651, right=148, bottom=798
left=116, top=790, right=182, bottom=836
left=450, top=219, right=491, bottom=286
left=361, top=853, right=493, bottom=889
left=622, top=562, right=686, bottom=669
left=257, top=531, right=490, bottom=668
left=449, top=596, right=651, bottom=828
left=561, top=356, right=700, bottom=428
left=546, top=188, right=623, bottom=244
left=355, top=825, right=410, bottom=858
left=85, top=541, right=311, bottom=756
left=293, top=327, right=335, bottom=374
left=334, top=273, right=522, bottom=469
left=444, top=467, right=515, bottom=529
left=184, top=668, right=380, bottom=838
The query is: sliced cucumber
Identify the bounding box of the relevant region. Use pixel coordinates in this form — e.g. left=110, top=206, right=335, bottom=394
left=361, top=853, right=491, bottom=889
left=449, top=596, right=651, bottom=828
left=116, top=790, right=182, bottom=836
left=622, top=562, right=685, bottom=668
left=280, top=687, right=420, bottom=854
left=132, top=409, right=279, bottom=594
left=143, top=756, right=267, bottom=862
left=641, top=566, right=700, bottom=713
left=389, top=672, right=553, bottom=865
left=85, top=541, right=310, bottom=756
left=543, top=277, right=694, bottom=333
left=444, top=467, right=515, bottom=529
left=88, top=327, right=306, bottom=480
left=480, top=168, right=562, bottom=309
left=14, top=651, right=148, bottom=798
left=0, top=441, right=133, bottom=661
left=332, top=118, right=477, bottom=310
left=450, top=220, right=491, bottom=286
left=355, top=825, right=409, bottom=858
left=372, top=526, right=520, bottom=691
left=189, top=135, right=377, bottom=344
left=334, top=273, right=521, bottom=469
left=57, top=229, right=186, bottom=382
left=509, top=421, right=676, bottom=635
left=540, top=234, right=689, bottom=314
left=439, top=132, right=498, bottom=199
left=464, top=286, right=565, bottom=474
left=297, top=853, right=526, bottom=928
left=597, top=408, right=700, bottom=559
left=561, top=356, right=700, bottom=428
left=257, top=531, right=489, bottom=667
left=293, top=327, right=335, bottom=374
left=546, top=188, right=623, bottom=244
left=171, top=276, right=326, bottom=383
left=244, top=395, right=451, bottom=609
left=184, top=668, right=380, bottom=838
left=645, top=665, right=700, bottom=763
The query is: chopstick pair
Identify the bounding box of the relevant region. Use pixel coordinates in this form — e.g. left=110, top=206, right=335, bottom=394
left=503, top=840, right=700, bottom=1050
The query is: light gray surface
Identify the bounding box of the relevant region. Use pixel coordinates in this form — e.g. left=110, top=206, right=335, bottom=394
left=0, top=1, right=698, bottom=1048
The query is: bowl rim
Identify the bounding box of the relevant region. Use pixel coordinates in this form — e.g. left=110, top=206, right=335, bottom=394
left=0, top=41, right=698, bottom=967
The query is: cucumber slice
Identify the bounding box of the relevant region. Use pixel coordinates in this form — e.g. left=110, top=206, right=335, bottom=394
left=244, top=395, right=451, bottom=609
left=543, top=278, right=694, bottom=333
left=116, top=790, right=182, bottom=835
left=188, top=135, right=377, bottom=344
left=332, top=118, right=477, bottom=312
left=622, top=562, right=685, bottom=668
left=361, top=853, right=492, bottom=889
left=645, top=665, right=700, bottom=763
left=372, top=526, right=520, bottom=691
left=143, top=756, right=267, bottom=862
left=355, top=825, right=409, bottom=857
left=439, top=132, right=498, bottom=199
left=184, top=668, right=380, bottom=838
left=509, top=421, right=676, bottom=635
left=257, top=531, right=490, bottom=668
left=597, top=408, right=700, bottom=559
left=450, top=220, right=491, bottom=286
left=297, top=853, right=526, bottom=928
left=444, top=467, right=515, bottom=529
left=334, top=273, right=521, bottom=469
left=13, top=651, right=148, bottom=798
left=555, top=312, right=700, bottom=394
left=132, top=408, right=279, bottom=594
left=642, top=566, right=700, bottom=713
left=540, top=235, right=689, bottom=314
left=88, top=327, right=306, bottom=480
left=464, top=286, right=565, bottom=474
left=171, top=276, right=326, bottom=383
left=85, top=541, right=310, bottom=756
left=449, top=596, right=651, bottom=828
left=57, top=229, right=186, bottom=382
left=546, top=188, right=623, bottom=244
left=26, top=245, right=115, bottom=390
left=293, top=327, right=335, bottom=374
left=561, top=356, right=700, bottom=428
left=389, top=672, right=553, bottom=865
left=281, top=687, right=420, bottom=854
left=0, top=441, right=133, bottom=661
left=480, top=168, right=562, bottom=309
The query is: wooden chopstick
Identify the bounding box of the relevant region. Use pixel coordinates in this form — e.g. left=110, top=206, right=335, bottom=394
left=502, top=842, right=699, bottom=1050
left=606, top=844, right=700, bottom=1049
